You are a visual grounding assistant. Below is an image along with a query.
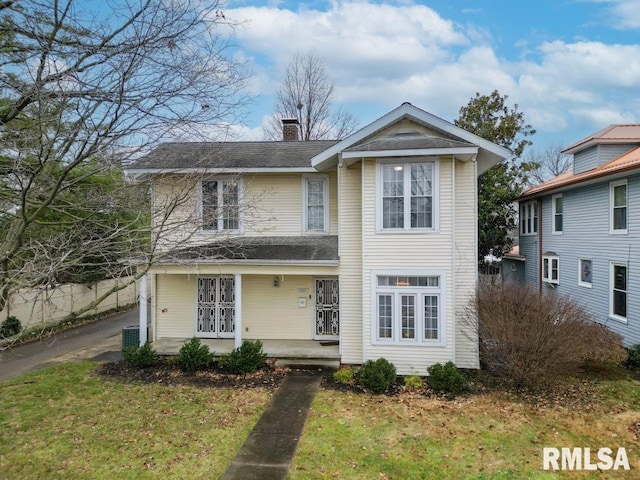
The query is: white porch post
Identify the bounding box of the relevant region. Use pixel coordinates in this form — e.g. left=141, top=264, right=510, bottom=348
left=234, top=273, right=242, bottom=349
left=139, top=274, right=147, bottom=345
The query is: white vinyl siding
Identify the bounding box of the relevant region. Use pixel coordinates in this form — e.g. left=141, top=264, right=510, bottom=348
left=302, top=175, right=329, bottom=233
left=610, top=180, right=628, bottom=234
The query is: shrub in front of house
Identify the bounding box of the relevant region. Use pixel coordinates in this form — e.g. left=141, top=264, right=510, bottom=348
left=123, top=342, right=158, bottom=368
left=333, top=367, right=354, bottom=385
left=358, top=358, right=397, bottom=393
left=427, top=362, right=467, bottom=395
left=403, top=374, right=425, bottom=390
left=472, top=283, right=627, bottom=388
left=0, top=316, right=21, bottom=338
left=221, top=340, right=267, bottom=374
left=624, top=344, right=640, bottom=370
left=178, top=337, right=214, bottom=372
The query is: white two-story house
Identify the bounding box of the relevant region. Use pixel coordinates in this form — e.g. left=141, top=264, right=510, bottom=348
left=127, top=103, right=510, bottom=374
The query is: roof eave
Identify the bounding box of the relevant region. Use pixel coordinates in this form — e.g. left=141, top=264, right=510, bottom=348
left=125, top=166, right=318, bottom=176
left=341, top=146, right=479, bottom=160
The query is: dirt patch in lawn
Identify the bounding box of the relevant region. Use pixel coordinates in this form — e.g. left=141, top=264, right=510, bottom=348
left=97, top=357, right=290, bottom=390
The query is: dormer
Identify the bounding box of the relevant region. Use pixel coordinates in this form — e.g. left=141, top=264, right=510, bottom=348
left=563, top=125, right=640, bottom=174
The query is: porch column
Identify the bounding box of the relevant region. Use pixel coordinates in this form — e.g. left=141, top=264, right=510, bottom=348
left=234, top=273, right=242, bottom=349
left=139, top=274, right=147, bottom=345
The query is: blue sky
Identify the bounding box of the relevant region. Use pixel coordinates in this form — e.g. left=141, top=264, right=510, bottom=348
left=218, top=0, right=640, bottom=153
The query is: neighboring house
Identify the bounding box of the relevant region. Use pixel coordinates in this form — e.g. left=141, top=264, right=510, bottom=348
left=127, top=103, right=510, bottom=374
left=512, top=125, right=640, bottom=346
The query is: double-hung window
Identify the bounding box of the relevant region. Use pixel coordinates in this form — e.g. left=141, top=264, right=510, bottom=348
left=520, top=201, right=538, bottom=235
left=610, top=180, right=627, bottom=234
left=542, top=254, right=559, bottom=285
left=552, top=194, right=563, bottom=234
left=374, top=273, right=444, bottom=344
left=201, top=177, right=241, bottom=232
left=610, top=262, right=627, bottom=322
left=303, top=175, right=329, bottom=233
left=379, top=162, right=436, bottom=231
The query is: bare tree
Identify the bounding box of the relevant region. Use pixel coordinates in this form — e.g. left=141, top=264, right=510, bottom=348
left=527, top=143, right=573, bottom=185
left=264, top=50, right=358, bottom=140
left=0, top=0, right=249, bottom=333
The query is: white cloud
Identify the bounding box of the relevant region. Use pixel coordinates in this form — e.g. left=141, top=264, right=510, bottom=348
left=605, top=0, right=640, bottom=29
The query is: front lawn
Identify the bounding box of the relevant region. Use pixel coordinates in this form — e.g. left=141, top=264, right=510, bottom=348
left=0, top=362, right=271, bottom=479
left=290, top=376, right=640, bottom=479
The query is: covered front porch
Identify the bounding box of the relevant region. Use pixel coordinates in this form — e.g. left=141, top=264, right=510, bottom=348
left=152, top=338, right=340, bottom=367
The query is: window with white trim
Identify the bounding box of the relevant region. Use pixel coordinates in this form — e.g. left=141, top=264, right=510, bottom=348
left=374, top=274, right=442, bottom=343
left=379, top=162, right=435, bottom=230
left=303, top=175, right=329, bottom=233
left=610, top=180, right=627, bottom=233
left=610, top=262, right=627, bottom=321
left=552, top=194, right=563, bottom=234
left=201, top=177, right=241, bottom=232
left=578, top=258, right=592, bottom=288
left=542, top=254, right=559, bottom=285
left=520, top=201, right=538, bottom=235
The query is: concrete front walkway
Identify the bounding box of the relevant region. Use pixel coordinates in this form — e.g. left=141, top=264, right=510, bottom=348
left=221, top=373, right=322, bottom=480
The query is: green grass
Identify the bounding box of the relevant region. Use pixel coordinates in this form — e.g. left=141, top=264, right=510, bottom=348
left=0, top=362, right=270, bottom=479
left=290, top=379, right=640, bottom=479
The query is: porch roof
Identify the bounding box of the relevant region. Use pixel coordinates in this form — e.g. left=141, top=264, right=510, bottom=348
left=157, top=235, right=339, bottom=265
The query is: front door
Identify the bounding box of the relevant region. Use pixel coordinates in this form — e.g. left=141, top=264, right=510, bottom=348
left=196, top=277, right=235, bottom=338
left=314, top=278, right=339, bottom=339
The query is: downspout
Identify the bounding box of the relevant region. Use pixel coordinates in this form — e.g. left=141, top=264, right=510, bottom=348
left=451, top=156, right=456, bottom=363
left=538, top=198, right=543, bottom=295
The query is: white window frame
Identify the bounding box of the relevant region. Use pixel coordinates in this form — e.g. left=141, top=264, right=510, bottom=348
left=609, top=261, right=628, bottom=323
left=578, top=258, right=593, bottom=288
left=542, top=254, right=559, bottom=285
left=552, top=194, right=563, bottom=234
left=376, top=159, right=439, bottom=233
left=610, top=179, right=628, bottom=234
left=371, top=270, right=446, bottom=346
left=520, top=200, right=538, bottom=236
left=199, top=176, right=244, bottom=233
left=302, top=174, right=330, bottom=234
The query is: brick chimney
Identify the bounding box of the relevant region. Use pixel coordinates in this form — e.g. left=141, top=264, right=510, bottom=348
left=281, top=118, right=300, bottom=141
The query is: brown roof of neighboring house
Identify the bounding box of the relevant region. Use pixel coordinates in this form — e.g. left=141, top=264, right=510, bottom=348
left=520, top=146, right=640, bottom=199
left=563, top=124, right=640, bottom=153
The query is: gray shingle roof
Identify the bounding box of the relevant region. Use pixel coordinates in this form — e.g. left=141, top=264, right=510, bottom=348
left=344, top=132, right=476, bottom=152
left=129, top=141, right=339, bottom=170
left=163, top=236, right=338, bottom=263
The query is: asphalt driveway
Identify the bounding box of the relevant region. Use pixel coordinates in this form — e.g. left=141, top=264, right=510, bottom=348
left=0, top=308, right=141, bottom=382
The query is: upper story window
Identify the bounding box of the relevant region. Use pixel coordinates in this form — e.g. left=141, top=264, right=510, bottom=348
left=552, top=194, right=563, bottom=234
left=303, top=175, right=329, bottom=233
left=610, top=262, right=627, bottom=322
left=201, top=177, right=241, bottom=232
left=378, top=161, right=436, bottom=231
left=520, top=201, right=538, bottom=235
left=610, top=180, right=627, bottom=234
left=542, top=254, right=559, bottom=285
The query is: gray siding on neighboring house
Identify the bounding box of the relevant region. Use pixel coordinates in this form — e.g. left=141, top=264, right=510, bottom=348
left=574, top=144, right=637, bottom=174
left=518, top=214, right=540, bottom=286
left=525, top=173, right=640, bottom=346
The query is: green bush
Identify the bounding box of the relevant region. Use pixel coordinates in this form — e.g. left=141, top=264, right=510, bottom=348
left=1, top=316, right=21, bottom=338
left=178, top=337, right=214, bottom=372
left=427, top=361, right=467, bottom=395
left=333, top=367, right=354, bottom=384
left=358, top=358, right=397, bottom=393
left=123, top=342, right=158, bottom=368
left=624, top=344, right=640, bottom=369
left=222, top=340, right=267, bottom=374
left=404, top=374, right=424, bottom=389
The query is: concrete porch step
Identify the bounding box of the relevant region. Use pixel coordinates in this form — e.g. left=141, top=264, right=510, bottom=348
left=275, top=358, right=340, bottom=371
